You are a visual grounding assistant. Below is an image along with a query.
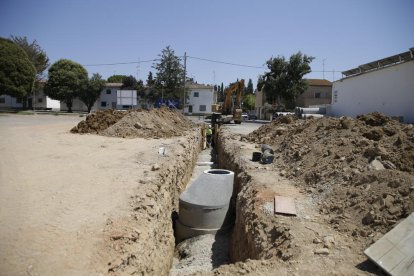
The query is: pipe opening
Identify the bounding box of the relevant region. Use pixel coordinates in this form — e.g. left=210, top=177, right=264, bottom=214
left=204, top=169, right=232, bottom=175
left=170, top=149, right=236, bottom=274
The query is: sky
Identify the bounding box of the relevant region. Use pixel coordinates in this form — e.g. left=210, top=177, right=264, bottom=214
left=1, top=0, right=413, bottom=88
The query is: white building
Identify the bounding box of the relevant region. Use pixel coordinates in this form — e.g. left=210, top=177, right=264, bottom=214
left=330, top=47, right=414, bottom=123
left=60, top=83, right=138, bottom=112
left=0, top=83, right=60, bottom=111
left=184, top=83, right=215, bottom=114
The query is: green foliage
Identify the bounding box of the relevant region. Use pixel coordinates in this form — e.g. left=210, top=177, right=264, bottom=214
left=122, top=75, right=137, bottom=89
left=44, top=59, right=88, bottom=112
left=245, top=78, right=254, bottom=95
left=11, top=36, right=49, bottom=81
left=259, top=52, right=314, bottom=109
left=218, top=82, right=224, bottom=102
left=146, top=71, right=155, bottom=86
left=242, top=94, right=256, bottom=111
left=0, top=37, right=36, bottom=98
left=107, top=74, right=127, bottom=83
left=79, top=73, right=106, bottom=113
left=153, top=46, right=184, bottom=101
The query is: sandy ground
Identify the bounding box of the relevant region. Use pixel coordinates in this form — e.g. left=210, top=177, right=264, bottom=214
left=0, top=114, right=175, bottom=276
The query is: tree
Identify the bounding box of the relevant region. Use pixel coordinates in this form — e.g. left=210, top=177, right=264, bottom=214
left=122, top=75, right=137, bottom=89
left=0, top=37, right=36, bottom=99
left=44, top=59, right=88, bottom=113
left=144, top=71, right=159, bottom=102
left=107, top=74, right=127, bottom=83
left=146, top=71, right=155, bottom=86
left=258, top=52, right=314, bottom=109
left=245, top=79, right=254, bottom=95
left=218, top=82, right=224, bottom=102
left=152, top=46, right=184, bottom=101
left=79, top=73, right=105, bottom=113
left=11, top=36, right=49, bottom=81
left=242, top=94, right=256, bottom=111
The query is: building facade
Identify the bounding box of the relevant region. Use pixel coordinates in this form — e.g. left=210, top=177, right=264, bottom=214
left=255, top=79, right=331, bottom=119
left=0, top=83, right=60, bottom=110
left=60, top=83, right=138, bottom=112
left=330, top=48, right=414, bottom=123
left=296, top=79, right=332, bottom=107
left=184, top=83, right=215, bottom=115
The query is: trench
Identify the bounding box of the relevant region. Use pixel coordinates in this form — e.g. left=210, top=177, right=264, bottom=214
left=169, top=146, right=236, bottom=275
left=167, top=127, right=261, bottom=275
left=119, top=127, right=263, bottom=275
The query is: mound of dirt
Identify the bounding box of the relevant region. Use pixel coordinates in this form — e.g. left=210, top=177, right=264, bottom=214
left=244, top=113, right=414, bottom=237
left=71, top=110, right=128, bottom=134
left=71, top=108, right=195, bottom=138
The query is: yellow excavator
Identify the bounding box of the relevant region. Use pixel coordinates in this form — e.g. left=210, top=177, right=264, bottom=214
left=211, top=79, right=244, bottom=124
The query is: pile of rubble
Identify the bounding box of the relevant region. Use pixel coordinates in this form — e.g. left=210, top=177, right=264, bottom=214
left=245, top=113, right=414, bottom=239
left=71, top=108, right=195, bottom=138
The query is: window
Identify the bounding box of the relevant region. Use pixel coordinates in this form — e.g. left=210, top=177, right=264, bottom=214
left=106, top=89, right=111, bottom=94
left=194, top=92, right=199, bottom=97
left=315, top=92, right=321, bottom=99
left=333, top=91, right=338, bottom=103
left=199, top=105, right=206, bottom=111
left=38, top=98, right=43, bottom=103
left=101, top=101, right=107, bottom=107
left=0, top=97, right=5, bottom=104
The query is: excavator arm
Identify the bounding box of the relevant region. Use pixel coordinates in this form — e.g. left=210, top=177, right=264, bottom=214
left=223, top=79, right=244, bottom=115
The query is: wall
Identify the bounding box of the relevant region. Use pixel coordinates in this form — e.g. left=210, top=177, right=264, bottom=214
left=296, top=85, right=332, bottom=107
left=0, top=94, right=23, bottom=108
left=331, top=61, right=414, bottom=123
left=60, top=86, right=135, bottom=112
left=185, top=88, right=214, bottom=114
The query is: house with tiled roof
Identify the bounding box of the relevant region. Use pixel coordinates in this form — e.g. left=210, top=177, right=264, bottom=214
left=254, top=78, right=332, bottom=119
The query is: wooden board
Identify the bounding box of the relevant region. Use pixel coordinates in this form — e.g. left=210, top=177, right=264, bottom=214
left=364, top=213, right=414, bottom=276
left=274, top=196, right=297, bottom=216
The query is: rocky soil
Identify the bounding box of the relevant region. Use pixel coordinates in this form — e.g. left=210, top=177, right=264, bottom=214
left=244, top=112, right=414, bottom=246
left=102, top=130, right=202, bottom=275
left=71, top=108, right=195, bottom=138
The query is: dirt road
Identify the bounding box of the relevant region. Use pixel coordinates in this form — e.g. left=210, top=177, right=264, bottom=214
left=0, top=114, right=175, bottom=275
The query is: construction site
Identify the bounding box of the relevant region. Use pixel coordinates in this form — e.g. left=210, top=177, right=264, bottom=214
left=0, top=108, right=412, bottom=276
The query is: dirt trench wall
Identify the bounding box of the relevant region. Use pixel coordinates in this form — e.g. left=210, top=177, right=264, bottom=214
left=104, top=128, right=202, bottom=275
left=216, top=130, right=293, bottom=263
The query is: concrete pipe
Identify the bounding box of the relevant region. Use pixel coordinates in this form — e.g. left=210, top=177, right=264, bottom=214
left=176, top=169, right=235, bottom=242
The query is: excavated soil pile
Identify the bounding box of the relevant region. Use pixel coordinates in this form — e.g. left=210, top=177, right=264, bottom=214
left=71, top=108, right=195, bottom=138
left=245, top=112, right=414, bottom=240
left=71, top=109, right=128, bottom=134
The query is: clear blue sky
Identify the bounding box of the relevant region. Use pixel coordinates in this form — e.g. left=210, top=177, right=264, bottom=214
left=1, top=0, right=413, bottom=87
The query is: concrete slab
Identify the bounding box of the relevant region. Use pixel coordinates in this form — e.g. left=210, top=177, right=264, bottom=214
left=274, top=196, right=297, bottom=216
left=364, top=213, right=414, bottom=276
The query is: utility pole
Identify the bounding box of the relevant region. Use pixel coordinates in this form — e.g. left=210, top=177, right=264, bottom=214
left=322, top=59, right=326, bottom=80
left=182, top=52, right=187, bottom=114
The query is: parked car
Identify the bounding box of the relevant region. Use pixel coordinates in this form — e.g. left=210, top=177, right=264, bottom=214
left=242, top=113, right=248, bottom=121
left=248, top=114, right=258, bottom=120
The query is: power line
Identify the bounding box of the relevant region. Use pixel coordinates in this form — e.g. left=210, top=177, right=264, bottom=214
left=83, top=59, right=159, bottom=67
left=187, top=56, right=264, bottom=69
left=82, top=55, right=342, bottom=73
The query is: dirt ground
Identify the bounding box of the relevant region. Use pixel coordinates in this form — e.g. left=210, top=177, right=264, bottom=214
left=0, top=113, right=195, bottom=275
left=2, top=111, right=412, bottom=275
left=205, top=113, right=413, bottom=275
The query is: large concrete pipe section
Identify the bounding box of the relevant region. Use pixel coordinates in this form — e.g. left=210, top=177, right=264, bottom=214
left=175, top=169, right=235, bottom=242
